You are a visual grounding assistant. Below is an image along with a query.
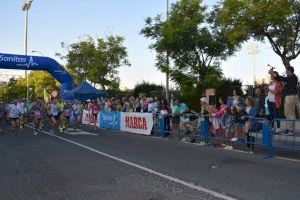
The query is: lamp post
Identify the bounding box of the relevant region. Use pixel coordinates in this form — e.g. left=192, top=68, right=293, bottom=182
left=32, top=50, right=44, bottom=56
left=165, top=0, right=170, bottom=101
left=22, top=0, right=34, bottom=101
left=247, top=43, right=260, bottom=86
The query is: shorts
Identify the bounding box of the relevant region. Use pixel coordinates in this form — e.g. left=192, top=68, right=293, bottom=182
left=10, top=117, right=19, bottom=121
left=50, top=115, right=59, bottom=120
left=189, top=115, right=198, bottom=121
left=172, top=116, right=180, bottom=124
left=64, top=115, right=70, bottom=120
left=34, top=114, right=42, bottom=119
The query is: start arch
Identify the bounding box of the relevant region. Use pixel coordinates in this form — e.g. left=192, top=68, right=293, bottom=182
left=0, top=53, right=73, bottom=97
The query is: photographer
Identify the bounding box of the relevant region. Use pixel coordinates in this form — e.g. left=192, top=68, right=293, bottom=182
left=269, top=66, right=299, bottom=135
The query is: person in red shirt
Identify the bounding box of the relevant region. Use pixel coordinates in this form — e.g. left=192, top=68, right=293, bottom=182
left=91, top=101, right=100, bottom=128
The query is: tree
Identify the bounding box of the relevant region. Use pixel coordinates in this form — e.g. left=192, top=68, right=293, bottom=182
left=0, top=72, right=60, bottom=101
left=132, top=81, right=164, bottom=97
left=141, top=0, right=236, bottom=95
left=215, top=0, right=300, bottom=68
left=28, top=71, right=60, bottom=98
left=58, top=35, right=130, bottom=90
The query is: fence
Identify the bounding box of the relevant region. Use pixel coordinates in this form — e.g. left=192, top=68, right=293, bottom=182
left=82, top=110, right=300, bottom=158
left=155, top=114, right=300, bottom=158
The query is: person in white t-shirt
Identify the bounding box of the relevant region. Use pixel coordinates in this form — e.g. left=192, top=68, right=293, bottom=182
left=9, top=100, right=21, bottom=133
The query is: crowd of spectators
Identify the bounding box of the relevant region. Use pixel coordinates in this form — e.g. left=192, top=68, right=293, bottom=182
left=84, top=66, right=299, bottom=151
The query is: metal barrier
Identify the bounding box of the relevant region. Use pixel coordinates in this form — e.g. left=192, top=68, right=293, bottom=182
left=271, top=118, right=300, bottom=152
left=154, top=114, right=300, bottom=158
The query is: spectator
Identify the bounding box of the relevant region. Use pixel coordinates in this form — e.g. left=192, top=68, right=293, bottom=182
left=171, top=99, right=181, bottom=135
left=266, top=71, right=283, bottom=131
left=242, top=96, right=257, bottom=152
left=220, top=107, right=234, bottom=150
left=231, top=90, right=245, bottom=108
left=253, top=88, right=265, bottom=115
left=200, top=97, right=209, bottom=116
left=160, top=98, right=171, bottom=136
left=269, top=66, right=299, bottom=135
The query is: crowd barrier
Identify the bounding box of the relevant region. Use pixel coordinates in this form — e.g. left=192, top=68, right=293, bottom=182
left=81, top=110, right=153, bottom=135
left=81, top=110, right=300, bottom=157
left=157, top=114, right=300, bottom=157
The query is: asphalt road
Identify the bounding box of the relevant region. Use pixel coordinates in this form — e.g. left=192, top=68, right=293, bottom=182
left=0, top=124, right=299, bottom=200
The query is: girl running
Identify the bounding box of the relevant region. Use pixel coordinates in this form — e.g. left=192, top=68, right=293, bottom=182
left=33, top=102, right=43, bottom=135
left=61, top=103, right=72, bottom=133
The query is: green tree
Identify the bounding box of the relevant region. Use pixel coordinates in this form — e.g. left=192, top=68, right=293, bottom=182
left=141, top=0, right=236, bottom=95
left=132, top=81, right=164, bottom=97
left=28, top=71, right=60, bottom=98
left=58, top=35, right=130, bottom=90
left=215, top=0, right=300, bottom=68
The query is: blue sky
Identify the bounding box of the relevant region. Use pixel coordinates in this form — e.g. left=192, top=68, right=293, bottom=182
left=0, top=0, right=299, bottom=88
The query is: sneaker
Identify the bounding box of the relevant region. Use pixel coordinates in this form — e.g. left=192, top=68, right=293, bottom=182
left=34, top=131, right=38, bottom=136
left=282, top=130, right=294, bottom=136
left=49, top=129, right=54, bottom=135
left=199, top=141, right=206, bottom=146
left=275, top=128, right=281, bottom=133
left=230, top=137, right=238, bottom=142
left=227, top=146, right=233, bottom=150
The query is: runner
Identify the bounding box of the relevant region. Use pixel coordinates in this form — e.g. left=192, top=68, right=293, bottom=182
left=17, top=100, right=25, bottom=130
left=72, top=100, right=82, bottom=131
left=58, top=100, right=66, bottom=133
left=9, top=100, right=21, bottom=134
left=49, top=99, right=60, bottom=134
left=32, top=101, right=43, bottom=135
left=61, top=102, right=72, bottom=133
left=91, top=100, right=100, bottom=129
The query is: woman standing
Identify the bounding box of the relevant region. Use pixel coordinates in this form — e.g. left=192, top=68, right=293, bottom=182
left=266, top=71, right=283, bottom=130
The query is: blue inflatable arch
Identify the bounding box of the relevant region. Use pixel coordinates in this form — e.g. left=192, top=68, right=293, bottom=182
left=0, top=53, right=73, bottom=97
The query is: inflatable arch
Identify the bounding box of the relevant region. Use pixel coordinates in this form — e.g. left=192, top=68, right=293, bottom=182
left=0, top=53, right=73, bottom=97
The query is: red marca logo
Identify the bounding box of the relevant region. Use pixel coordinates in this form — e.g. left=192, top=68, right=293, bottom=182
left=125, top=116, right=147, bottom=130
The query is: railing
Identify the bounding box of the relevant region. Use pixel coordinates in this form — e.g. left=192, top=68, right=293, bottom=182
left=154, top=114, right=300, bottom=158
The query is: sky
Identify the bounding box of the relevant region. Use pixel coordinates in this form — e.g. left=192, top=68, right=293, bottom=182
left=0, top=0, right=299, bottom=89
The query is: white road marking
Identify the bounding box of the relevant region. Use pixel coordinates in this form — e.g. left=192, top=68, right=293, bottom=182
left=34, top=128, right=237, bottom=200
left=66, top=131, right=98, bottom=136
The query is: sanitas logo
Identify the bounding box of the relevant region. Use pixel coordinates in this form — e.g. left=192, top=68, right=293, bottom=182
left=16, top=56, right=39, bottom=69
left=102, top=113, right=118, bottom=127
left=103, top=115, right=113, bottom=121
left=0, top=55, right=26, bottom=63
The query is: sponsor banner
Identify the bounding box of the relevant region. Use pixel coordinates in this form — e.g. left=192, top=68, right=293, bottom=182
left=99, top=112, right=121, bottom=130
left=121, top=112, right=153, bottom=135
left=82, top=109, right=99, bottom=127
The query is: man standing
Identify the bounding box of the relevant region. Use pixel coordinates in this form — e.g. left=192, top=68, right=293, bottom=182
left=269, top=66, right=299, bottom=135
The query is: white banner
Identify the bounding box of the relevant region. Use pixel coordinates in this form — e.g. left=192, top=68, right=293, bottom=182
left=82, top=109, right=100, bottom=127
left=120, top=112, right=153, bottom=135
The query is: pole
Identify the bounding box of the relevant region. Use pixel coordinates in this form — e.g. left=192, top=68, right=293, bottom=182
left=165, top=0, right=170, bottom=101
left=24, top=9, right=29, bottom=100
left=253, top=54, right=256, bottom=85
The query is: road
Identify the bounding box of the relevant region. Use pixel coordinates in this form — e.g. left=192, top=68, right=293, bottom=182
left=0, top=124, right=299, bottom=200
